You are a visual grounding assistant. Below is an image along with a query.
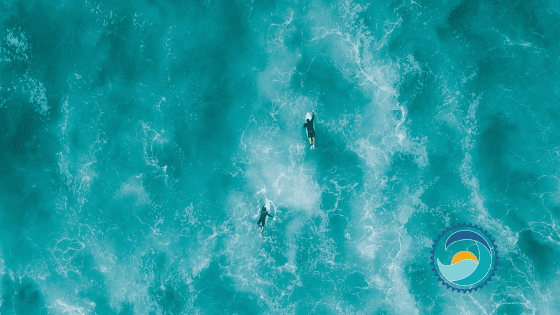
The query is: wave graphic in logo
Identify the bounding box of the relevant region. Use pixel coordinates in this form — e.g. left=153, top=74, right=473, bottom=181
left=431, top=224, right=499, bottom=292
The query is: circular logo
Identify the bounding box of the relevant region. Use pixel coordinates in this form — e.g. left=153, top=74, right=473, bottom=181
left=430, top=223, right=499, bottom=293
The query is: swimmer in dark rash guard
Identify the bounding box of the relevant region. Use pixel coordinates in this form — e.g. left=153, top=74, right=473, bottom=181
left=304, top=111, right=315, bottom=148
left=257, top=205, right=273, bottom=234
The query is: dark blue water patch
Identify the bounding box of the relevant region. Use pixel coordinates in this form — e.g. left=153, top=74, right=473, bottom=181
left=142, top=0, right=189, bottom=20
left=419, top=155, right=468, bottom=211
left=373, top=304, right=394, bottom=315
left=187, top=50, right=231, bottom=100
left=398, top=73, right=441, bottom=132
left=349, top=288, right=384, bottom=314
left=271, top=249, right=288, bottom=266
left=285, top=23, right=304, bottom=51
left=324, top=188, right=360, bottom=217
left=142, top=171, right=183, bottom=205
left=95, top=18, right=149, bottom=86
left=392, top=3, right=423, bottom=27
left=61, top=6, right=90, bottom=56
left=345, top=271, right=368, bottom=288
left=310, top=303, right=338, bottom=315
left=0, top=171, right=38, bottom=228
left=486, top=199, right=517, bottom=223
left=492, top=282, right=529, bottom=314
left=293, top=229, right=378, bottom=310
left=312, top=131, right=364, bottom=192
left=99, top=129, right=146, bottom=169
left=434, top=24, right=461, bottom=43
left=0, top=49, right=28, bottom=84
left=291, top=54, right=369, bottom=117
left=149, top=279, right=189, bottom=314
left=92, top=296, right=118, bottom=315
left=93, top=64, right=114, bottom=88
left=504, top=170, right=547, bottom=216
left=414, top=124, right=464, bottom=211
left=517, top=229, right=560, bottom=280
left=5, top=236, right=41, bottom=275
left=246, top=0, right=283, bottom=16
left=228, top=292, right=270, bottom=315
left=6, top=118, right=32, bottom=157
left=360, top=1, right=397, bottom=30
left=194, top=96, right=252, bottom=158
left=205, top=170, right=237, bottom=206
left=388, top=7, right=441, bottom=58
left=321, top=191, right=339, bottom=211
left=0, top=127, right=60, bottom=269
left=178, top=2, right=260, bottom=72
left=475, top=112, right=517, bottom=194
left=447, top=0, right=480, bottom=31
left=474, top=97, right=557, bottom=199
left=307, top=131, right=364, bottom=257
left=68, top=253, right=122, bottom=315
left=19, top=183, right=56, bottom=226
left=0, top=275, right=47, bottom=315
left=523, top=82, right=560, bottom=131
left=0, top=274, right=17, bottom=314
left=214, top=1, right=253, bottom=46
left=341, top=272, right=376, bottom=307
left=397, top=60, right=431, bottom=111
left=260, top=215, right=292, bottom=265
left=474, top=47, right=536, bottom=91
left=290, top=282, right=337, bottom=315
left=194, top=260, right=268, bottom=314
left=0, top=102, right=46, bottom=163
left=405, top=262, right=443, bottom=314
left=485, top=200, right=526, bottom=230
left=429, top=123, right=461, bottom=157
left=12, top=1, right=61, bottom=63
left=327, top=213, right=349, bottom=257
left=295, top=233, right=321, bottom=275
left=382, top=152, right=421, bottom=209
left=552, top=205, right=560, bottom=221
left=118, top=302, right=134, bottom=315
left=288, top=287, right=315, bottom=314
left=494, top=302, right=524, bottom=315
left=99, top=206, right=151, bottom=256
left=181, top=73, right=254, bottom=161
left=512, top=0, right=551, bottom=48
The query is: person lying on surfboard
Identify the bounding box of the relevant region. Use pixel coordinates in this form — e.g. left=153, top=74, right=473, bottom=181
left=304, top=111, right=315, bottom=148
left=257, top=205, right=273, bottom=234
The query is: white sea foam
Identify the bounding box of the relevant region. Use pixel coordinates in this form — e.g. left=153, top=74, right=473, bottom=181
left=5, top=28, right=29, bottom=61
left=115, top=175, right=149, bottom=206
left=1, top=29, right=51, bottom=116
left=54, top=299, right=88, bottom=315
left=26, top=75, right=50, bottom=116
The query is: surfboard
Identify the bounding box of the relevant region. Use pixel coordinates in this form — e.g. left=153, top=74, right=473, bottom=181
left=305, top=112, right=315, bottom=149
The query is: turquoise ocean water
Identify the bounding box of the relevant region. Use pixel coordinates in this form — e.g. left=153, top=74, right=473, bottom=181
left=1, top=0, right=560, bottom=314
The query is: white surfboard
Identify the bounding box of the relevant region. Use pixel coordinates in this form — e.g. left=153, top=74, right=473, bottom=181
left=305, top=112, right=315, bottom=149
